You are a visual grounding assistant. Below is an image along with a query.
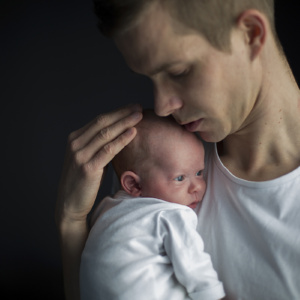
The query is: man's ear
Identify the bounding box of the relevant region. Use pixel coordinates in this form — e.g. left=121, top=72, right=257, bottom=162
left=237, top=9, right=267, bottom=60
left=120, top=171, right=142, bottom=197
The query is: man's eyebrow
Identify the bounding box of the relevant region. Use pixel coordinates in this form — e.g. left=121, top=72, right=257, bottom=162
left=130, top=61, right=183, bottom=77
left=149, top=61, right=182, bottom=76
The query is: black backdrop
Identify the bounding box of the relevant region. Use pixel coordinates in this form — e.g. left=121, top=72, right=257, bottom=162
left=1, top=1, right=299, bottom=298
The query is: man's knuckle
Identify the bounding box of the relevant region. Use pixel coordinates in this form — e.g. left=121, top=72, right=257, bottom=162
left=103, top=143, right=114, bottom=155
left=73, top=150, right=84, bottom=165
left=96, top=114, right=107, bottom=125
left=81, top=160, right=102, bottom=178
left=69, top=139, right=79, bottom=152
left=98, top=127, right=111, bottom=141
left=81, top=162, right=93, bottom=177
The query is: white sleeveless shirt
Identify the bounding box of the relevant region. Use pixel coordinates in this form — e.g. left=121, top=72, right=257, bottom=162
left=197, top=143, right=300, bottom=299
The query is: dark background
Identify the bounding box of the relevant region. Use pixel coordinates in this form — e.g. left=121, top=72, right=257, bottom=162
left=1, top=1, right=299, bottom=298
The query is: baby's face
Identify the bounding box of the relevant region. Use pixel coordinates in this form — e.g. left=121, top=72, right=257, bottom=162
left=140, top=130, right=206, bottom=209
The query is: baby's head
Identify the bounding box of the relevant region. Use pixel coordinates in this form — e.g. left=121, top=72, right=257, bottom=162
left=112, top=110, right=206, bottom=208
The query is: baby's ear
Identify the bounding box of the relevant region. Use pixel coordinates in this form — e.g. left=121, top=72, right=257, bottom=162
left=120, top=171, right=142, bottom=197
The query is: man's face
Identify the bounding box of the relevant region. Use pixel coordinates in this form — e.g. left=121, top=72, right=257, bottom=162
left=115, top=2, right=260, bottom=142
left=139, top=129, right=206, bottom=209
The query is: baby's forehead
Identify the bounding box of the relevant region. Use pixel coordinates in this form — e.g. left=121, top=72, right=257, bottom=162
left=137, top=113, right=182, bottom=133
left=133, top=111, right=201, bottom=152
left=137, top=120, right=181, bottom=143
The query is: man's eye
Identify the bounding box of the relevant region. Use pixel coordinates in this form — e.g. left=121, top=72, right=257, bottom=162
left=174, top=175, right=185, bottom=181
left=169, top=70, right=188, bottom=79
left=196, top=170, right=203, bottom=176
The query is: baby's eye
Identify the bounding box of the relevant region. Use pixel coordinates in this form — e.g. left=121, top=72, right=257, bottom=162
left=196, top=170, right=203, bottom=176
left=174, top=175, right=185, bottom=182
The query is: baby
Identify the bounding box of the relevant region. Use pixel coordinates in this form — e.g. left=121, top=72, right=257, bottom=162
left=80, top=110, right=225, bottom=300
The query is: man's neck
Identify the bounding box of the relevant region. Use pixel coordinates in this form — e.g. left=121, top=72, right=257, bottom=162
left=219, top=50, right=300, bottom=181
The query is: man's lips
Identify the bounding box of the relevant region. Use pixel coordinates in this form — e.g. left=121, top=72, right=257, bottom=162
left=184, top=119, right=203, bottom=132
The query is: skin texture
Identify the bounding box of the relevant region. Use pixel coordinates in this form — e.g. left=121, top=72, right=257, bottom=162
left=115, top=2, right=300, bottom=181
left=56, top=2, right=300, bottom=300
left=119, top=113, right=206, bottom=209
left=115, top=3, right=261, bottom=144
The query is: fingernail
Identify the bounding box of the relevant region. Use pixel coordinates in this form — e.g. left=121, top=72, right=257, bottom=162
left=129, top=103, right=142, bottom=112
left=132, top=111, right=142, bottom=119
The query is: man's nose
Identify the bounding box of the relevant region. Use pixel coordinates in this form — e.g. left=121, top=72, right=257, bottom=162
left=153, top=83, right=182, bottom=117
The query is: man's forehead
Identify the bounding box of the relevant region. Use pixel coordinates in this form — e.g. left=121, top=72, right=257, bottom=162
left=114, top=2, right=190, bottom=75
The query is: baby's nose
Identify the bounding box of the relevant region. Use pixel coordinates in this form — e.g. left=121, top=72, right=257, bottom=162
left=189, top=178, right=206, bottom=194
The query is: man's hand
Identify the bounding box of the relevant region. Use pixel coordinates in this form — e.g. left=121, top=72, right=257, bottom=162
left=55, top=104, right=143, bottom=227
left=55, top=104, right=142, bottom=300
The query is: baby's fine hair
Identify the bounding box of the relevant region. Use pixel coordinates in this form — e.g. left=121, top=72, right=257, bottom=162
left=112, top=109, right=183, bottom=178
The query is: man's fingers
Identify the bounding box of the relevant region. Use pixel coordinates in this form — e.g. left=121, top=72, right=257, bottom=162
left=82, top=111, right=142, bottom=160
left=86, top=127, right=138, bottom=173
left=71, top=112, right=142, bottom=162
left=69, top=103, right=142, bottom=148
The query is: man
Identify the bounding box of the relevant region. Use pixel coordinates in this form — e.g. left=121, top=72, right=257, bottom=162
left=56, top=1, right=300, bottom=299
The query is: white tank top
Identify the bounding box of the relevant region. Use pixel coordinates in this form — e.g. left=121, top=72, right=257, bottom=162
left=197, top=143, right=300, bottom=299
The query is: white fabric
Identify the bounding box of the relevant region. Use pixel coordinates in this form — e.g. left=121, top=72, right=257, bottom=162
left=80, top=190, right=225, bottom=300
left=197, top=143, right=300, bottom=299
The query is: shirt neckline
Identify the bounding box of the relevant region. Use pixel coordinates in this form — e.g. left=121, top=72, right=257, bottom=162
left=213, top=143, right=300, bottom=188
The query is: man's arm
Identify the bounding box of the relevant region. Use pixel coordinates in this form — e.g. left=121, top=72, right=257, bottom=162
left=57, top=219, right=89, bottom=300
left=55, top=104, right=142, bottom=300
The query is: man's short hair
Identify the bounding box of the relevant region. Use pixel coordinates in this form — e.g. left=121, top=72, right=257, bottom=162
left=93, top=0, right=278, bottom=51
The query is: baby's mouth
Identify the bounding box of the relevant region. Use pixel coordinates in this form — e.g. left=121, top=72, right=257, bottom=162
left=188, top=201, right=199, bottom=209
